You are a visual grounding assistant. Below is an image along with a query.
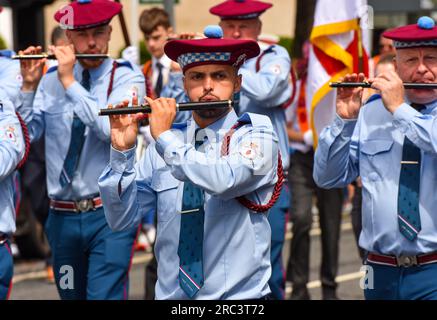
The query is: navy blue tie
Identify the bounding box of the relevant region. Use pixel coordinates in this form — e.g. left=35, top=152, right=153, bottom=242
left=59, top=70, right=89, bottom=187
left=397, top=104, right=425, bottom=241
left=155, top=62, right=163, bottom=97
left=178, top=130, right=206, bottom=298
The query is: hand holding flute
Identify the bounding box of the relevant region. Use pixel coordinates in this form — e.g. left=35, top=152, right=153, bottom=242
left=108, top=96, right=177, bottom=151
left=335, top=71, right=407, bottom=117
left=335, top=73, right=367, bottom=119
left=20, top=46, right=46, bottom=92
left=48, top=45, right=77, bottom=89
left=368, top=69, right=405, bottom=114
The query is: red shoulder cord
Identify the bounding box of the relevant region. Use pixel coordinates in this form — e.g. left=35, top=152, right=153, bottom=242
left=220, top=121, right=284, bottom=213
left=15, top=111, right=31, bottom=170
left=107, top=60, right=118, bottom=98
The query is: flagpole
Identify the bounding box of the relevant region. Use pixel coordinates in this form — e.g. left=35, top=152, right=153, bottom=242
left=357, top=17, right=364, bottom=73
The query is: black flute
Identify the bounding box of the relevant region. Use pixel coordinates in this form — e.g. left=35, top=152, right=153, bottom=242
left=11, top=53, right=110, bottom=60
left=98, top=100, right=234, bottom=116
left=329, top=82, right=437, bottom=90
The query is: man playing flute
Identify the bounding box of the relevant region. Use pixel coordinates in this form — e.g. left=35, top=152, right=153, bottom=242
left=314, top=16, right=437, bottom=299
left=16, top=0, right=145, bottom=300
left=98, top=25, right=281, bottom=300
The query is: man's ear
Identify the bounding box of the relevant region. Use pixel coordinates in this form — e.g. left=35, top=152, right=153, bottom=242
left=108, top=25, right=112, bottom=40
left=167, top=26, right=174, bottom=34
left=66, top=30, right=73, bottom=43
left=257, top=19, right=262, bottom=37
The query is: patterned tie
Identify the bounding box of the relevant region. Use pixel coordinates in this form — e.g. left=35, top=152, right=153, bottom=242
left=178, top=130, right=206, bottom=298
left=155, top=62, right=163, bottom=97
left=59, top=69, right=89, bottom=187
left=397, top=104, right=425, bottom=241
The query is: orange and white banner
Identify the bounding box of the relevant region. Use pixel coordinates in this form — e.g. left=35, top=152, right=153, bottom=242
left=307, top=0, right=370, bottom=146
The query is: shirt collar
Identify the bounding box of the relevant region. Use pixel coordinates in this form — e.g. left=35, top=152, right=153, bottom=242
left=152, top=54, right=172, bottom=69
left=75, top=58, right=113, bottom=82
left=424, top=99, right=437, bottom=112
left=187, top=108, right=238, bottom=144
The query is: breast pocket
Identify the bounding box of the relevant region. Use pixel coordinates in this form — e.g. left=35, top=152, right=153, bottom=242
left=359, top=139, right=394, bottom=182
left=151, top=170, right=180, bottom=222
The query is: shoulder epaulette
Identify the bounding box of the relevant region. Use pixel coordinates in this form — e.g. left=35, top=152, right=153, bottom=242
left=115, top=59, right=133, bottom=70
left=364, top=93, right=382, bottom=104
left=46, top=66, right=58, bottom=74
left=171, top=122, right=188, bottom=130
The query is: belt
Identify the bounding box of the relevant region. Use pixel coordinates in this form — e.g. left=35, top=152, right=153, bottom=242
left=49, top=196, right=103, bottom=213
left=367, top=252, right=437, bottom=268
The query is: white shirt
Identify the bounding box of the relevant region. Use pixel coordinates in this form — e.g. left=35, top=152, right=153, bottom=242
left=151, top=54, right=172, bottom=91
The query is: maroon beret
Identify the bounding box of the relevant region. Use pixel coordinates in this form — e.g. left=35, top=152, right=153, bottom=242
left=165, top=25, right=260, bottom=73
left=210, top=0, right=272, bottom=20
left=383, top=16, right=437, bottom=49
left=54, top=0, right=122, bottom=30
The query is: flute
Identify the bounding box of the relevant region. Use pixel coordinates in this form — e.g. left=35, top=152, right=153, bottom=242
left=11, top=53, right=110, bottom=60
left=329, top=82, right=437, bottom=90
left=99, top=100, right=234, bottom=116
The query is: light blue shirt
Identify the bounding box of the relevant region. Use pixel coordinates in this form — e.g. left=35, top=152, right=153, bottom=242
left=238, top=43, right=292, bottom=171
left=314, top=96, right=437, bottom=256
left=0, top=96, right=25, bottom=235
left=99, top=109, right=279, bottom=299
left=0, top=53, right=22, bottom=106
left=17, top=58, right=145, bottom=200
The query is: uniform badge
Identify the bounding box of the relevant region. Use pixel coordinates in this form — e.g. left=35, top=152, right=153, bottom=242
left=5, top=126, right=17, bottom=143
left=239, top=141, right=263, bottom=160
left=130, top=86, right=138, bottom=99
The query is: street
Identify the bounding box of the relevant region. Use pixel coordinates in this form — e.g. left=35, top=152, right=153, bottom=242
left=10, top=213, right=365, bottom=300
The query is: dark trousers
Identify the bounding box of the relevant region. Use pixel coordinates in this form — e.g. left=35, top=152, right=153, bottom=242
left=0, top=240, right=13, bottom=300
left=351, top=185, right=366, bottom=261
left=286, top=151, right=343, bottom=293
left=267, top=185, right=289, bottom=300
left=364, top=261, right=437, bottom=300
left=144, top=245, right=157, bottom=300
left=45, top=208, right=138, bottom=300
left=144, top=212, right=158, bottom=300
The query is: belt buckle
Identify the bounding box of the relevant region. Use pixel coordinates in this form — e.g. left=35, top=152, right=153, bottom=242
left=396, top=255, right=418, bottom=267
left=75, top=199, right=94, bottom=213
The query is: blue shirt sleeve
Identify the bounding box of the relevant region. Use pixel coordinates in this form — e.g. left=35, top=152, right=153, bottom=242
left=392, top=102, right=437, bottom=154
left=99, top=145, right=157, bottom=231
left=0, top=99, right=25, bottom=179
left=239, top=45, right=292, bottom=108
left=154, top=125, right=279, bottom=200
left=16, top=85, right=45, bottom=143
left=0, top=58, right=22, bottom=106
left=313, top=114, right=360, bottom=188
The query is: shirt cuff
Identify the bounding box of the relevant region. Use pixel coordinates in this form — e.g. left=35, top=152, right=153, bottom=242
left=155, top=130, right=183, bottom=159
left=331, top=114, right=357, bottom=137
left=392, top=103, right=420, bottom=132
left=110, top=145, right=136, bottom=173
